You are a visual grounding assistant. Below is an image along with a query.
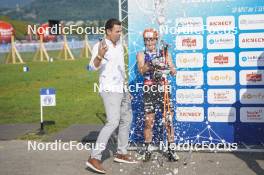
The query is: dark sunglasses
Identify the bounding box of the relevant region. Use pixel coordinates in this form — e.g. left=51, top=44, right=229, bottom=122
left=144, top=38, right=157, bottom=42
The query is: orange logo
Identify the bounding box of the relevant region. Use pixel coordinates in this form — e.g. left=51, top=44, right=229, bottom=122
left=214, top=54, right=229, bottom=64
left=182, top=38, right=197, bottom=47
left=246, top=73, right=262, bottom=82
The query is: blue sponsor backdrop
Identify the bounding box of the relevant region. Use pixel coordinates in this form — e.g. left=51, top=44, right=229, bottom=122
left=128, top=0, right=264, bottom=145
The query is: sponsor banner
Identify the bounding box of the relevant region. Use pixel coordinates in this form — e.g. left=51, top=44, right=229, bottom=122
left=176, top=53, right=204, bottom=68
left=239, top=33, right=264, bottom=48
left=240, top=89, right=264, bottom=104
left=176, top=107, right=204, bottom=122
left=128, top=0, right=264, bottom=145
left=239, top=70, right=264, bottom=85
left=176, top=35, right=203, bottom=50
left=207, top=71, right=236, bottom=86
left=175, top=17, right=204, bottom=34
left=240, top=107, right=264, bottom=123
left=207, top=89, right=236, bottom=104
left=206, top=16, right=235, bottom=32
left=208, top=107, right=236, bottom=122
left=207, top=34, right=235, bottom=49
left=176, top=71, right=204, bottom=86
left=176, top=89, right=204, bottom=104
left=239, top=14, right=264, bottom=30
left=207, top=52, right=235, bottom=67
left=239, top=51, right=264, bottom=67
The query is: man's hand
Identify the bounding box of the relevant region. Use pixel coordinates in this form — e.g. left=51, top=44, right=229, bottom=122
left=92, top=40, right=108, bottom=69
left=98, top=40, right=108, bottom=58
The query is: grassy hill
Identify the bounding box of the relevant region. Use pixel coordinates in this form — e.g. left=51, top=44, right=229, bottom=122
left=0, top=0, right=119, bottom=23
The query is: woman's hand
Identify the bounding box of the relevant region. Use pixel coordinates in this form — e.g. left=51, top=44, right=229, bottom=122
left=170, top=68, right=176, bottom=76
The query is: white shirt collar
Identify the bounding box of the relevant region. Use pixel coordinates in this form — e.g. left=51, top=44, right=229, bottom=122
left=105, top=38, right=121, bottom=47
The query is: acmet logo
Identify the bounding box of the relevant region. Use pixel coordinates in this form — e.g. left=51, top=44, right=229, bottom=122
left=209, top=21, right=232, bottom=27
left=242, top=37, right=264, bottom=43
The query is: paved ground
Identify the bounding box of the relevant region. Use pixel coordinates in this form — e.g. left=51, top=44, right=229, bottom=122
left=0, top=140, right=263, bottom=175
left=0, top=124, right=39, bottom=140
left=48, top=124, right=103, bottom=142
left=0, top=124, right=105, bottom=142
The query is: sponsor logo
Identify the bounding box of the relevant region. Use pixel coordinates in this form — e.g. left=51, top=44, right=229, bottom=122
left=175, top=17, right=203, bottom=34
left=183, top=75, right=196, bottom=82
left=182, top=38, right=197, bottom=47
left=240, top=70, right=264, bottom=85
left=240, top=89, right=264, bottom=104
left=176, top=35, right=203, bottom=50
left=239, top=33, right=264, bottom=48
left=177, top=21, right=201, bottom=27
left=241, top=93, right=264, bottom=100
left=176, top=53, right=203, bottom=68
left=246, top=111, right=262, bottom=119
left=239, top=14, right=264, bottom=30
left=214, top=54, right=229, bottom=64
left=207, top=52, right=235, bottom=67
left=176, top=107, right=204, bottom=122
left=179, top=112, right=202, bottom=117
left=176, top=89, right=204, bottom=104
left=208, top=89, right=236, bottom=104
left=177, top=71, right=203, bottom=86
left=242, top=93, right=264, bottom=99
left=208, top=107, right=236, bottom=122
left=211, top=75, right=232, bottom=81
left=207, top=16, right=235, bottom=33
left=209, top=21, right=232, bottom=27
left=240, top=107, right=264, bottom=123
left=208, top=71, right=236, bottom=85
left=246, top=73, right=262, bottom=82
left=213, top=92, right=230, bottom=100
left=209, top=38, right=233, bottom=44
left=239, top=51, right=264, bottom=67
left=241, top=38, right=264, bottom=43
left=207, top=34, right=235, bottom=49
left=241, top=55, right=264, bottom=62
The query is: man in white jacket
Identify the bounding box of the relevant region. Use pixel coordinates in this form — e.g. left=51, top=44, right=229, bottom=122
left=86, top=18, right=137, bottom=174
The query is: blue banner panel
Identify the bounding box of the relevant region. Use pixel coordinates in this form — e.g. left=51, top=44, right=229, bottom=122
left=128, top=0, right=264, bottom=146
